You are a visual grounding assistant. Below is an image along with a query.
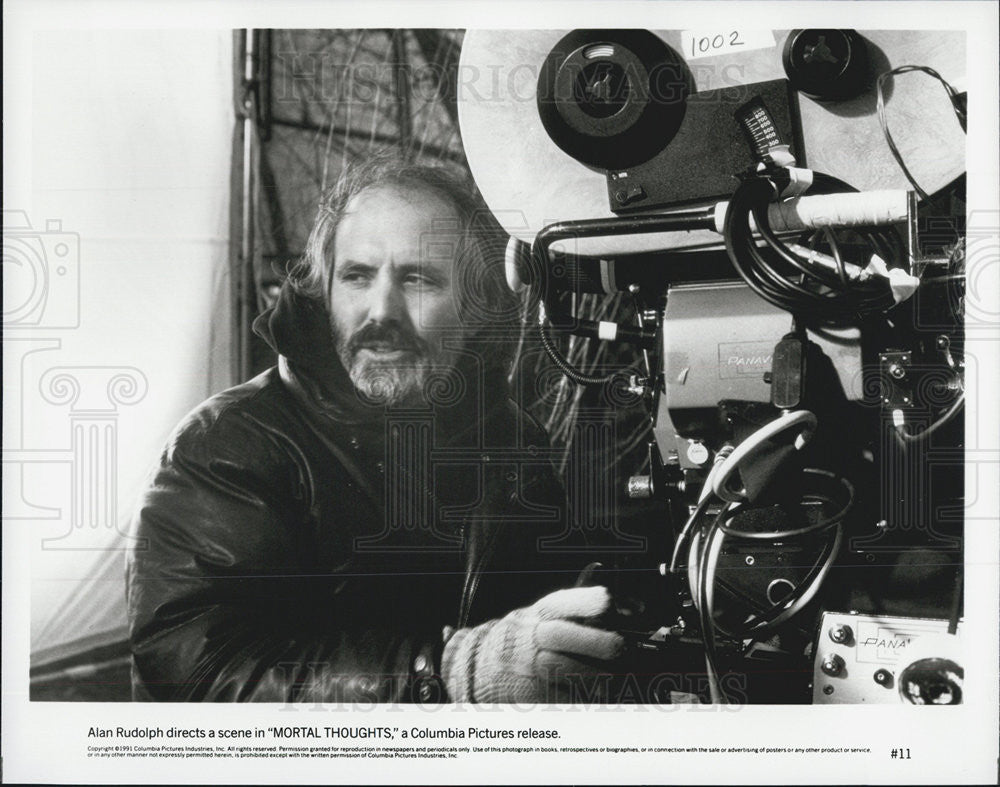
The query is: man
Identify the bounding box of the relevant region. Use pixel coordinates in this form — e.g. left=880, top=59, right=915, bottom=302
left=125, top=155, right=624, bottom=703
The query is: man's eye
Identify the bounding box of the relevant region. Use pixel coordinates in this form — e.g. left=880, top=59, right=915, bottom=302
left=339, top=271, right=370, bottom=284
left=403, top=273, right=436, bottom=287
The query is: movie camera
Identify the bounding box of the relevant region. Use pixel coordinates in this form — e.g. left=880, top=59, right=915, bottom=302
left=459, top=28, right=968, bottom=704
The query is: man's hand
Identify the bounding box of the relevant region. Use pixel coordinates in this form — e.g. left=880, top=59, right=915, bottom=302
left=441, top=586, right=625, bottom=703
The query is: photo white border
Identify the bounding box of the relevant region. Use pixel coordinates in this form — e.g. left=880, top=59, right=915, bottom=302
left=3, top=1, right=998, bottom=784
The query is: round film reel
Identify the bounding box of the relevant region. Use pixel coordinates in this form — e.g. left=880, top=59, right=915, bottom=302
left=536, top=29, right=688, bottom=169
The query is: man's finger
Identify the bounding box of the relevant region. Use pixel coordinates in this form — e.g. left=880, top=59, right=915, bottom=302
left=535, top=619, right=625, bottom=661
left=530, top=586, right=613, bottom=621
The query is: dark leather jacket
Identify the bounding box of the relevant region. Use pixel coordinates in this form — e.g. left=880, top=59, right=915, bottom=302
left=125, top=283, right=576, bottom=702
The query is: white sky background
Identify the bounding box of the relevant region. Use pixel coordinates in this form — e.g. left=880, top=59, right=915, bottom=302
left=3, top=1, right=999, bottom=784
left=18, top=27, right=233, bottom=658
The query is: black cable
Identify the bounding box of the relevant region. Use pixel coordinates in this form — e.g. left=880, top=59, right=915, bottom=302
left=695, top=472, right=851, bottom=639
left=696, top=513, right=729, bottom=704
left=740, top=527, right=840, bottom=633
left=530, top=209, right=717, bottom=387
left=537, top=312, right=620, bottom=386
left=723, top=174, right=901, bottom=321
left=726, top=181, right=828, bottom=313
left=894, top=392, right=965, bottom=445
left=716, top=470, right=855, bottom=540
left=686, top=463, right=852, bottom=703
left=823, top=228, right=849, bottom=289
left=724, top=522, right=838, bottom=637
left=667, top=494, right=715, bottom=575
left=696, top=506, right=747, bottom=644
left=753, top=198, right=897, bottom=314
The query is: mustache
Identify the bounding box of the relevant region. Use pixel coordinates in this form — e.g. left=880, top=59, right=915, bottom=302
left=346, top=322, right=427, bottom=356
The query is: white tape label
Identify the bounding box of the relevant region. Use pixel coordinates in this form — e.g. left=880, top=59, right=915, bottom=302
left=680, top=29, right=776, bottom=60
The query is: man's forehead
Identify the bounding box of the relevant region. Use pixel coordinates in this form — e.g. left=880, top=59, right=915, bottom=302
left=334, top=185, right=461, bottom=266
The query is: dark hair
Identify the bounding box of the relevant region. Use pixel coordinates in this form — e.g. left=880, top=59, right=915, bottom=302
left=291, top=150, right=521, bottom=364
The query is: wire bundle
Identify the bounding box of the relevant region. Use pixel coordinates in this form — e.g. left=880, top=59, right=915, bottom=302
left=893, top=393, right=965, bottom=447
left=668, top=414, right=855, bottom=703
left=723, top=174, right=905, bottom=321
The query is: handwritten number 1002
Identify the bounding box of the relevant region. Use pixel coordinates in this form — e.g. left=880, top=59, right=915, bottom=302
left=691, top=32, right=745, bottom=56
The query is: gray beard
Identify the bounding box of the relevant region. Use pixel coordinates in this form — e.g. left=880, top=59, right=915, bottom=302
left=343, top=351, right=432, bottom=407
left=331, top=320, right=450, bottom=407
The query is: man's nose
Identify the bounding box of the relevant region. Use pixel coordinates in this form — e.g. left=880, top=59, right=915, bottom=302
left=366, top=275, right=406, bottom=325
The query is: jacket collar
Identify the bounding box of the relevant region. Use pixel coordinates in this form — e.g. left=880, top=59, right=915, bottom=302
left=252, top=279, right=513, bottom=440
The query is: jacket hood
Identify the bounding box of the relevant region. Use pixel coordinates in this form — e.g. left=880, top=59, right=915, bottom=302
left=252, top=279, right=513, bottom=435
left=253, top=278, right=343, bottom=375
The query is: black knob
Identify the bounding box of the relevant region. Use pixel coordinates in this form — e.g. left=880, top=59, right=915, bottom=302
left=782, top=29, right=869, bottom=101
left=898, top=657, right=963, bottom=705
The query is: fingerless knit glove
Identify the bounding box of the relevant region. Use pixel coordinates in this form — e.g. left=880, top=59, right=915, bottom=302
left=441, top=586, right=624, bottom=703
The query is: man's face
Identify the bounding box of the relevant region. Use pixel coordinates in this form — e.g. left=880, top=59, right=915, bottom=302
left=329, top=185, right=466, bottom=406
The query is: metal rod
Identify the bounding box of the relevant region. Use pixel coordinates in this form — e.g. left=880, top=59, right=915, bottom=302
left=391, top=30, right=413, bottom=157
left=529, top=209, right=718, bottom=302
left=240, top=29, right=257, bottom=380
left=533, top=209, right=718, bottom=260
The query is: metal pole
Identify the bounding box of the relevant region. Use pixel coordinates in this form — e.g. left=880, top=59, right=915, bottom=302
left=391, top=30, right=413, bottom=158
left=240, top=29, right=257, bottom=381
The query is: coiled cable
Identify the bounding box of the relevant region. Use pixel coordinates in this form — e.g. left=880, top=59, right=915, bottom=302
left=677, top=412, right=854, bottom=702
left=723, top=173, right=904, bottom=321
left=536, top=302, right=621, bottom=386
